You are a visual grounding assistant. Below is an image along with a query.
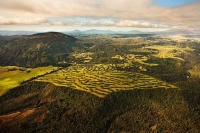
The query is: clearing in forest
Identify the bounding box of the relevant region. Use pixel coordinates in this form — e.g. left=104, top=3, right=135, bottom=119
left=0, top=66, right=58, bottom=96
left=36, top=65, right=178, bottom=98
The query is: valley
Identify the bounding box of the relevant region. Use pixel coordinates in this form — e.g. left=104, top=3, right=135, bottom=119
left=0, top=32, right=200, bottom=132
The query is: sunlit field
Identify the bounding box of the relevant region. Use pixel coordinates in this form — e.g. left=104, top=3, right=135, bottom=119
left=145, top=45, right=194, bottom=60
left=36, top=65, right=177, bottom=98
left=0, top=66, right=57, bottom=95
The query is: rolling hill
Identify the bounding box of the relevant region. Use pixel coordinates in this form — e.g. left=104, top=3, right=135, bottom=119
left=1, top=32, right=200, bottom=132
left=0, top=32, right=79, bottom=67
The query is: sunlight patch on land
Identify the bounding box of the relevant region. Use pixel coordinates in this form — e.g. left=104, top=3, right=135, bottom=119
left=188, top=64, right=200, bottom=78
left=168, top=35, right=188, bottom=42
left=0, top=66, right=57, bottom=96
left=129, top=48, right=152, bottom=53
left=72, top=52, right=94, bottom=63
left=36, top=65, right=178, bottom=98
left=145, top=45, right=194, bottom=60
left=112, top=54, right=158, bottom=67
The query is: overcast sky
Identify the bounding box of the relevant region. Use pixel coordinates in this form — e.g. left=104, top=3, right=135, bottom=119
left=0, top=0, right=199, bottom=32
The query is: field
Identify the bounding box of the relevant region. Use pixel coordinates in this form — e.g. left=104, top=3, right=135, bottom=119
left=145, top=45, right=194, bottom=60
left=0, top=35, right=198, bottom=98
left=0, top=66, right=57, bottom=96
left=36, top=64, right=177, bottom=98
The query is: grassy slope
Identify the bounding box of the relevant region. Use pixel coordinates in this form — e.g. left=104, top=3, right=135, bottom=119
left=0, top=66, right=57, bottom=96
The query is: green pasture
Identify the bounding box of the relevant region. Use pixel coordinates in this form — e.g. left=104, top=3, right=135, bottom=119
left=0, top=66, right=57, bottom=96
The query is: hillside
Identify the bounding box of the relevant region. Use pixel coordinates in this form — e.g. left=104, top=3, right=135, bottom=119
left=0, top=81, right=200, bottom=132
left=0, top=32, right=79, bottom=67
left=0, top=33, right=200, bottom=132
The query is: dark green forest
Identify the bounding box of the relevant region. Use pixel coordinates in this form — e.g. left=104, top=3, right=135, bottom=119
left=1, top=32, right=200, bottom=132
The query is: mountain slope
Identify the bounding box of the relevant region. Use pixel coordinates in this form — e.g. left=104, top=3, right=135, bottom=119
left=0, top=81, right=200, bottom=132
left=0, top=32, right=79, bottom=67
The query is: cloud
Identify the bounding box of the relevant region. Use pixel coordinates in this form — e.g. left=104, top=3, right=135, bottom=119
left=0, top=17, right=49, bottom=25
left=0, top=0, right=199, bottom=30
left=82, top=20, right=168, bottom=28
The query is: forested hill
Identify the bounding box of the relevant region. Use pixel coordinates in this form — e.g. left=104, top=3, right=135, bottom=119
left=0, top=32, right=79, bottom=67
left=0, top=81, right=200, bottom=132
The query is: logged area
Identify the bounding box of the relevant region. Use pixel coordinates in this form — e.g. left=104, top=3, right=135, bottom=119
left=36, top=65, right=177, bottom=98
left=0, top=32, right=200, bottom=132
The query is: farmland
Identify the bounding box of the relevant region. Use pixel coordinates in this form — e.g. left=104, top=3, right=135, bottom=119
left=0, top=66, right=57, bottom=95
left=36, top=64, right=177, bottom=98
left=0, top=34, right=199, bottom=97
left=1, top=33, right=200, bottom=132
left=145, top=45, right=194, bottom=60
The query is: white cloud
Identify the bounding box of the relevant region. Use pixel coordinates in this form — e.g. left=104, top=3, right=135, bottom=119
left=0, top=17, right=49, bottom=25
left=116, top=20, right=140, bottom=27
left=0, top=0, right=199, bottom=30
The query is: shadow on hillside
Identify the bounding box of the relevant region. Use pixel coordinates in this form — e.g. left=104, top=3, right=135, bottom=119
left=0, top=81, right=200, bottom=132
left=90, top=89, right=200, bottom=132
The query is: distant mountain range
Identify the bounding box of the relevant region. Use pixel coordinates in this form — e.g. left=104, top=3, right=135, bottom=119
left=0, top=30, right=144, bottom=36
left=64, top=29, right=143, bottom=35
left=0, top=29, right=199, bottom=37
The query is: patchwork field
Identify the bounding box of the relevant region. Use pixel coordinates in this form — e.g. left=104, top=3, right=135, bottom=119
left=36, top=65, right=178, bottom=98
left=145, top=45, right=194, bottom=60
left=0, top=66, right=58, bottom=96
left=112, top=54, right=158, bottom=67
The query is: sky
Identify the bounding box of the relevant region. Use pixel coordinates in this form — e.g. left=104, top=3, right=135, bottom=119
left=0, top=0, right=199, bottom=32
